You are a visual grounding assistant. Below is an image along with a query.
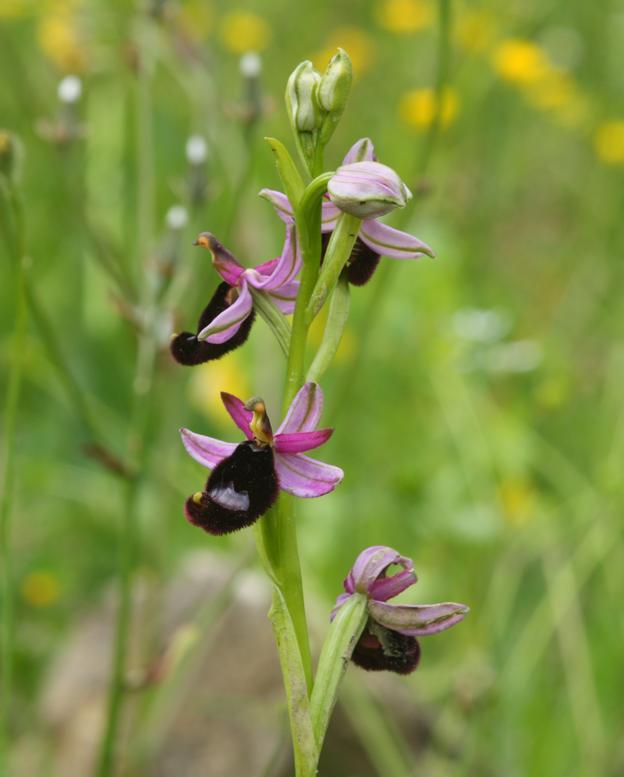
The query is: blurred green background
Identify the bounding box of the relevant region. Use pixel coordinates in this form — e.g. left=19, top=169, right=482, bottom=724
left=1, top=0, right=623, bottom=775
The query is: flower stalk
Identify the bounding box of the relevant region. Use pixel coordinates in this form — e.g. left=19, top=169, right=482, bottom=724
left=0, top=177, right=27, bottom=770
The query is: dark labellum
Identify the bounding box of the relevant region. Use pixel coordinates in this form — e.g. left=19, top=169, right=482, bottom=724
left=184, top=441, right=278, bottom=535
left=321, top=233, right=381, bottom=287
left=351, top=620, right=421, bottom=675
left=170, top=281, right=255, bottom=366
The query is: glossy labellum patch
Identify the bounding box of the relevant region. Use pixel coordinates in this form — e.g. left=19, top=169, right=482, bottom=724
left=170, top=282, right=255, bottom=366
left=351, top=620, right=421, bottom=675
left=184, top=441, right=278, bottom=535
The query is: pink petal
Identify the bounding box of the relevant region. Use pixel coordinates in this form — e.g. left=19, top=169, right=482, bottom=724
left=220, top=393, right=253, bottom=440
left=276, top=382, right=324, bottom=435
left=254, top=257, right=279, bottom=276
left=360, top=219, right=435, bottom=259
left=274, top=452, right=343, bottom=498
left=259, top=188, right=295, bottom=224
left=180, top=428, right=237, bottom=469
left=368, top=569, right=418, bottom=602
left=342, top=137, right=376, bottom=164
left=368, top=601, right=469, bottom=637
left=197, top=279, right=253, bottom=344
left=321, top=199, right=341, bottom=232
left=330, top=592, right=353, bottom=621
left=251, top=226, right=301, bottom=291
left=344, top=546, right=415, bottom=596
left=268, top=280, right=299, bottom=314
left=195, top=233, right=245, bottom=286
left=274, top=428, right=333, bottom=454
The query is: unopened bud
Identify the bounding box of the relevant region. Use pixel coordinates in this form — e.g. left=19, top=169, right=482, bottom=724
left=240, top=51, right=262, bottom=78
left=165, top=204, right=188, bottom=231
left=186, top=134, right=208, bottom=165
left=286, top=60, right=322, bottom=133
left=318, top=48, right=352, bottom=115
left=58, top=75, right=82, bottom=105
left=328, top=161, right=412, bottom=218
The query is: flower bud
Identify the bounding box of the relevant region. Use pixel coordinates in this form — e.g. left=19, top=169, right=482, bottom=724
left=286, top=60, right=322, bottom=133
left=318, top=48, right=352, bottom=112
left=328, top=161, right=412, bottom=218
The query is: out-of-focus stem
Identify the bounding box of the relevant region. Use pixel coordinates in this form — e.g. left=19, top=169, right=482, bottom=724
left=96, top=13, right=158, bottom=777
left=0, top=186, right=27, bottom=772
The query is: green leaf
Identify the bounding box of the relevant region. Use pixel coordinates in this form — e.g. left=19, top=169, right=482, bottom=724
left=264, top=137, right=306, bottom=208
left=310, top=593, right=368, bottom=747
left=269, top=588, right=319, bottom=777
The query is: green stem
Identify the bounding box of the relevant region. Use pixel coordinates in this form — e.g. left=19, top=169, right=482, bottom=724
left=0, top=188, right=27, bottom=772
left=309, top=593, right=368, bottom=748
left=306, top=212, right=360, bottom=324
left=256, top=173, right=331, bottom=752
left=306, top=275, right=350, bottom=384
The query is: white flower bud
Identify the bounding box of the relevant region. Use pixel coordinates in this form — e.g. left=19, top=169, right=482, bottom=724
left=58, top=75, right=82, bottom=105
left=166, top=204, right=188, bottom=231
left=240, top=52, right=262, bottom=78
left=186, top=134, right=208, bottom=165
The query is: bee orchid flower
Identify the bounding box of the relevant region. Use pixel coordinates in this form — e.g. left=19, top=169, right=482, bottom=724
left=181, top=382, right=343, bottom=535
left=170, top=227, right=300, bottom=365
left=260, top=137, right=434, bottom=286
left=333, top=546, right=469, bottom=674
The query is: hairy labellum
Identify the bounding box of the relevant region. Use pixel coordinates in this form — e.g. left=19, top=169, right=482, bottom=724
left=170, top=282, right=255, bottom=366
left=321, top=233, right=381, bottom=287
left=351, top=620, right=421, bottom=675
left=184, top=441, right=278, bottom=535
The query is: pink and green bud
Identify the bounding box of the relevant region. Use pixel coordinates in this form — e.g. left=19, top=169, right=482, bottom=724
left=328, top=161, right=412, bottom=219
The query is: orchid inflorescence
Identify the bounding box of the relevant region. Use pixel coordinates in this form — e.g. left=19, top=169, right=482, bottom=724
left=170, top=49, right=468, bottom=773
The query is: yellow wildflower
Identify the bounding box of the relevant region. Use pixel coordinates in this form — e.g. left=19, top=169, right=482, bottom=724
left=189, top=353, right=250, bottom=428
left=38, top=9, right=86, bottom=72
left=492, top=39, right=550, bottom=85
left=374, top=0, right=432, bottom=34
left=399, top=86, right=459, bottom=131
left=499, top=478, right=535, bottom=527
left=454, top=9, right=497, bottom=54
left=523, top=70, right=574, bottom=111
left=594, top=121, right=624, bottom=165
left=219, top=11, right=271, bottom=54
left=314, top=27, right=376, bottom=75
left=21, top=571, right=61, bottom=607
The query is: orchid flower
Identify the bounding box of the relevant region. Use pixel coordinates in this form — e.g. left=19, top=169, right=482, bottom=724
left=260, top=138, right=434, bottom=286
left=181, top=382, right=343, bottom=535
left=170, top=227, right=300, bottom=365
left=333, top=546, right=469, bottom=674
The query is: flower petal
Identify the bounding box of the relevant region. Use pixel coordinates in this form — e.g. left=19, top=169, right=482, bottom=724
left=274, top=428, right=333, bottom=454
left=180, top=428, right=237, bottom=469
left=194, top=232, right=245, bottom=286
left=268, top=280, right=299, bottom=314
left=220, top=392, right=253, bottom=440
left=342, top=137, right=376, bottom=164
left=276, top=382, right=324, bottom=434
left=274, top=453, right=343, bottom=497
left=360, top=219, right=435, bottom=259
left=368, top=601, right=469, bottom=637
left=329, top=161, right=412, bottom=219
left=197, top=279, right=254, bottom=345
left=259, top=188, right=295, bottom=224
left=321, top=199, right=341, bottom=231
left=344, top=546, right=415, bottom=597
left=251, top=227, right=301, bottom=291
left=368, top=569, right=418, bottom=602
